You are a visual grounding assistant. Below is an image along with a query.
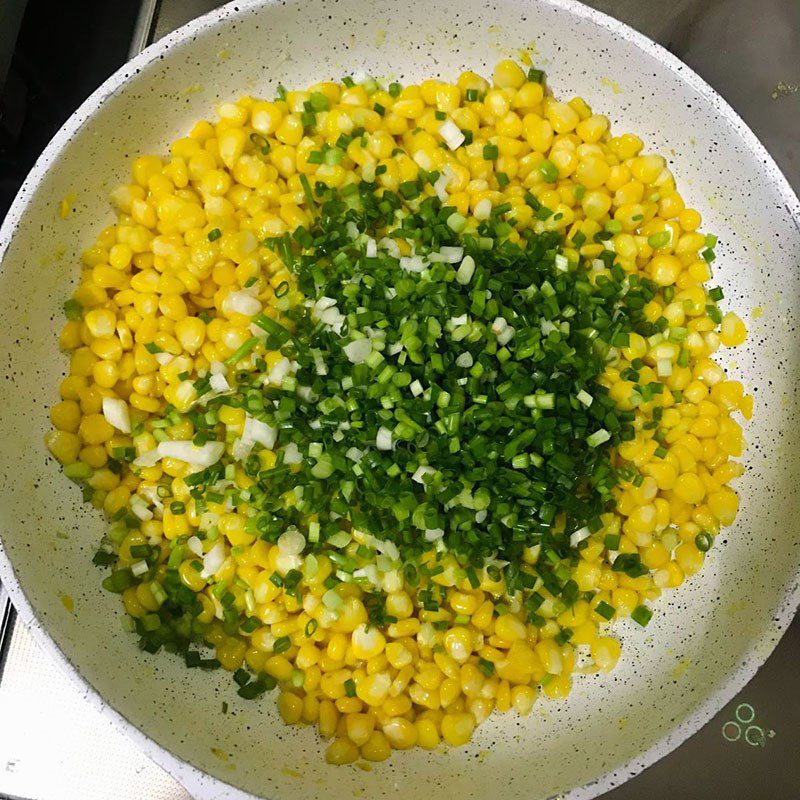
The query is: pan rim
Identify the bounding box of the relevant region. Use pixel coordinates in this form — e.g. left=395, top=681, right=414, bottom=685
left=0, top=0, right=798, bottom=797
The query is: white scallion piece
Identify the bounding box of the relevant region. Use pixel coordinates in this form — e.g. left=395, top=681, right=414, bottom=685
left=412, top=465, right=435, bottom=484
left=102, top=397, right=130, bottom=434
left=474, top=198, right=492, bottom=220
left=209, top=373, right=230, bottom=393
left=268, top=356, right=293, bottom=386
left=278, top=528, right=306, bottom=555
left=187, top=536, right=204, bottom=557
left=376, top=426, right=393, bottom=451
left=201, top=542, right=226, bottom=579
left=576, top=389, right=594, bottom=407
left=156, top=440, right=225, bottom=468
left=438, top=246, right=464, bottom=263
left=433, top=171, right=450, bottom=202
left=412, top=150, right=433, bottom=170
left=438, top=118, right=465, bottom=150
left=657, top=358, right=673, bottom=377
left=225, top=290, right=262, bottom=317
left=569, top=526, right=592, bottom=548
left=132, top=449, right=161, bottom=468
left=343, top=337, right=373, bottom=364
left=129, top=495, right=153, bottom=521
left=456, top=255, right=476, bottom=285
left=131, top=560, right=149, bottom=577
left=378, top=237, right=400, bottom=258
left=399, top=255, right=426, bottom=273
left=496, top=325, right=515, bottom=345
left=491, top=316, right=508, bottom=335
left=243, top=414, right=277, bottom=449
left=283, top=441, right=303, bottom=464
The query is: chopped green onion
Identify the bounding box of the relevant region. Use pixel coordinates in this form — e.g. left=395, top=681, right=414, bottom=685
left=539, top=159, right=558, bottom=182
left=695, top=531, right=713, bottom=552
left=648, top=231, right=671, bottom=249
left=224, top=337, right=259, bottom=366
left=63, top=298, right=82, bottom=320
left=595, top=600, right=615, bottom=620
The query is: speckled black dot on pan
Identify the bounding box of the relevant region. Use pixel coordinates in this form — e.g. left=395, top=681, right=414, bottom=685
left=0, top=1, right=798, bottom=800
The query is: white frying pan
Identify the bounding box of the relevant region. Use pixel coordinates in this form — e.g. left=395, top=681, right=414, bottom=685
left=0, top=1, right=798, bottom=798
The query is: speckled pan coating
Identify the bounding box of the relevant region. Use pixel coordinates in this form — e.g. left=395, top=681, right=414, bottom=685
left=0, top=1, right=798, bottom=798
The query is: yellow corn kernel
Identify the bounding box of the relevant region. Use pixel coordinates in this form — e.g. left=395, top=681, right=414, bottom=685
left=345, top=713, right=374, bottom=747
left=611, top=587, right=639, bottom=616
left=50, top=400, right=82, bottom=433
left=591, top=636, right=621, bottom=672
left=175, top=559, right=205, bottom=592
left=576, top=114, right=609, bottom=143
left=719, top=312, right=746, bottom=347
left=385, top=641, right=413, bottom=669
left=674, top=472, right=705, bottom=504
left=218, top=127, right=248, bottom=168
left=325, top=631, right=346, bottom=662
left=361, top=731, right=392, bottom=762
left=301, top=693, right=320, bottom=723
left=707, top=486, right=739, bottom=525
left=494, top=614, right=527, bottom=643
left=440, top=712, right=476, bottom=747
left=675, top=541, right=704, bottom=576
left=582, top=190, right=612, bottom=220
left=511, top=685, right=537, bottom=716
left=382, top=694, right=412, bottom=717
left=493, top=60, right=527, bottom=89
left=325, top=738, right=359, bottom=765
left=416, top=718, right=441, bottom=749
left=543, top=674, right=571, bottom=699
left=471, top=600, right=494, bottom=629
left=630, top=154, right=665, bottom=184
left=277, top=691, right=303, bottom=724
left=84, top=308, right=117, bottom=338
left=264, top=655, right=294, bottom=682
left=163, top=509, right=191, bottom=540
left=545, top=100, right=579, bottom=133
left=352, top=623, right=386, bottom=659
left=216, top=637, right=246, bottom=671
left=318, top=700, right=339, bottom=739
left=78, top=413, right=115, bottom=445
left=443, top=627, right=474, bottom=663
left=448, top=590, right=483, bottom=615
left=439, top=677, right=461, bottom=707
left=535, top=638, right=563, bottom=675
left=356, top=673, right=391, bottom=707
left=383, top=717, right=418, bottom=750
left=416, top=662, right=444, bottom=692
left=460, top=662, right=484, bottom=696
